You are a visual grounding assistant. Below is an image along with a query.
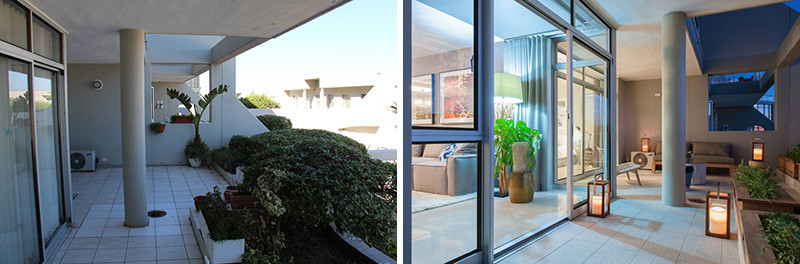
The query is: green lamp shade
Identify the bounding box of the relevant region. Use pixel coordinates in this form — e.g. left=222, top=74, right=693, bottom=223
left=495, top=73, right=522, bottom=104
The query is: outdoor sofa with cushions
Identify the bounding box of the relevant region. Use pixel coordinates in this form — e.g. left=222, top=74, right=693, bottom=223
left=411, top=143, right=477, bottom=196
left=653, top=142, right=735, bottom=176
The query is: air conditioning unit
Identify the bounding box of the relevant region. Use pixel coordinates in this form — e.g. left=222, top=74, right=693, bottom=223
left=631, top=151, right=655, bottom=169
left=70, top=150, right=96, bottom=172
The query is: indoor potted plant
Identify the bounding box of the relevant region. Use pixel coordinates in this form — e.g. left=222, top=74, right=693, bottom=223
left=494, top=118, right=541, bottom=203
left=167, top=84, right=228, bottom=166
left=149, top=122, right=166, bottom=134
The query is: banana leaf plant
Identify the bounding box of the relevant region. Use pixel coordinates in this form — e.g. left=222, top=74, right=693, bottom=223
left=494, top=118, right=541, bottom=193
left=167, top=84, right=228, bottom=143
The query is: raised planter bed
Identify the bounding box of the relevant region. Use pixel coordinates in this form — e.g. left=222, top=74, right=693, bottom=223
left=189, top=207, right=245, bottom=264
left=212, top=162, right=243, bottom=186
left=328, top=223, right=396, bottom=264
left=779, top=156, right=798, bottom=179
left=732, top=174, right=800, bottom=213
left=738, top=210, right=800, bottom=264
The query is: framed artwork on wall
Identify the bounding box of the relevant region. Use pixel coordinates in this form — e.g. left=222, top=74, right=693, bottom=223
left=439, top=69, right=474, bottom=124
left=411, top=74, right=434, bottom=125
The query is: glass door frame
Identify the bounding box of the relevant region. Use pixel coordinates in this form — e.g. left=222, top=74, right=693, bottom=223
left=403, top=0, right=616, bottom=262
left=0, top=1, right=71, bottom=262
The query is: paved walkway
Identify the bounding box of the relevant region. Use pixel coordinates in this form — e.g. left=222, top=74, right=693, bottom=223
left=51, top=166, right=228, bottom=264
left=499, top=170, right=739, bottom=264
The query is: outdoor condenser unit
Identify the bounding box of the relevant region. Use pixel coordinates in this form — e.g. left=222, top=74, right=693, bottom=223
left=70, top=150, right=97, bottom=172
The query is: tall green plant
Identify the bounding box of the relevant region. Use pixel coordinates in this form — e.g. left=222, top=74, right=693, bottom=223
left=494, top=118, right=542, bottom=176
left=735, top=163, right=778, bottom=199
left=167, top=84, right=228, bottom=143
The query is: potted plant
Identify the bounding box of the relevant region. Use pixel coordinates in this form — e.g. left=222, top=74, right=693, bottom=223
left=494, top=118, right=541, bottom=203
left=780, top=144, right=800, bottom=178
left=149, top=122, right=166, bottom=134
left=170, top=114, right=193, bottom=124
left=167, top=84, right=228, bottom=166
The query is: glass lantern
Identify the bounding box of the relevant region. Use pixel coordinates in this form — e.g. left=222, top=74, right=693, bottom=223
left=705, top=191, right=731, bottom=239
left=641, top=137, right=650, bottom=152
left=587, top=173, right=610, bottom=218
left=752, top=138, right=764, bottom=161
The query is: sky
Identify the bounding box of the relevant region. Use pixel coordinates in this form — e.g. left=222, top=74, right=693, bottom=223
left=235, top=0, right=398, bottom=96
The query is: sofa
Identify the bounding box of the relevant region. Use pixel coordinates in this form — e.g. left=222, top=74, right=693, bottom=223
left=412, top=143, right=478, bottom=196
left=652, top=142, right=735, bottom=176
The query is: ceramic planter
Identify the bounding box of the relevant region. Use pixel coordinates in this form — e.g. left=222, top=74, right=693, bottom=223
left=193, top=196, right=208, bottom=212
left=508, top=172, right=533, bottom=203
left=223, top=186, right=256, bottom=209
left=188, top=158, right=202, bottom=167
left=189, top=208, right=245, bottom=264
left=172, top=116, right=193, bottom=123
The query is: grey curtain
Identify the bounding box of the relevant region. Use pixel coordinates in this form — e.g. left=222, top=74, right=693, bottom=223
left=503, top=35, right=552, bottom=191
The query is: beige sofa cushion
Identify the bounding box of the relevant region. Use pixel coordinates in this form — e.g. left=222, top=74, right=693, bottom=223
left=412, top=144, right=424, bottom=157
left=422, top=144, right=452, bottom=158
left=693, top=142, right=730, bottom=156
left=692, top=154, right=734, bottom=164
left=413, top=161, right=448, bottom=195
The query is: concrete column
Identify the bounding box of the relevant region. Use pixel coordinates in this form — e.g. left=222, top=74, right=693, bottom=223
left=120, top=29, right=149, bottom=227
left=661, top=12, right=687, bottom=206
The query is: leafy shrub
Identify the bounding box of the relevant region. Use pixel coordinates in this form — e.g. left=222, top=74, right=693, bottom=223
left=785, top=143, right=800, bottom=162
left=256, top=115, right=292, bottom=131
left=199, top=187, right=245, bottom=241
left=185, top=140, right=209, bottom=160
left=240, top=94, right=280, bottom=109
left=209, top=147, right=233, bottom=164
left=760, top=212, right=800, bottom=263
left=149, top=122, right=165, bottom=133
left=735, top=163, right=778, bottom=199
left=235, top=129, right=396, bottom=260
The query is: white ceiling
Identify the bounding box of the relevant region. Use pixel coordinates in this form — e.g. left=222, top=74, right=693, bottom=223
left=25, top=0, right=347, bottom=64
left=594, top=0, right=789, bottom=81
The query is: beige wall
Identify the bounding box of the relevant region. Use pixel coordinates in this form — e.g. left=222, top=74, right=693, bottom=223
left=619, top=64, right=800, bottom=169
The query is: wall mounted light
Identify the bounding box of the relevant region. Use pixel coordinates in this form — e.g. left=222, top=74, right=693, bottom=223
left=752, top=138, right=764, bottom=161
left=91, top=79, right=103, bottom=90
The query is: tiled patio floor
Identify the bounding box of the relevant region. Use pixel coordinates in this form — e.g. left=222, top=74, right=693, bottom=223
left=51, top=166, right=229, bottom=264
left=499, top=169, right=740, bottom=264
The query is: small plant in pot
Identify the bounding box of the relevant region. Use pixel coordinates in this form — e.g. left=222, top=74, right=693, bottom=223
left=149, top=122, right=166, bottom=134
left=185, top=140, right=209, bottom=168
left=494, top=118, right=541, bottom=203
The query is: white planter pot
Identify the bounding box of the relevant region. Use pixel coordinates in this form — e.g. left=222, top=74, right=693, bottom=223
left=188, top=158, right=202, bottom=167
left=189, top=207, right=245, bottom=263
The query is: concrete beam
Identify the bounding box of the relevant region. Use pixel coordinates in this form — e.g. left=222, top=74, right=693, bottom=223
left=777, top=17, right=800, bottom=68
left=210, top=36, right=269, bottom=64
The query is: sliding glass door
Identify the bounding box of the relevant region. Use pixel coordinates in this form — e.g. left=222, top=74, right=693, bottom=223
left=33, top=66, right=65, bottom=245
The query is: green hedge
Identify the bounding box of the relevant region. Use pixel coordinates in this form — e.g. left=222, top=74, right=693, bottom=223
left=256, top=115, right=293, bottom=131
left=232, top=129, right=396, bottom=262
left=239, top=94, right=280, bottom=109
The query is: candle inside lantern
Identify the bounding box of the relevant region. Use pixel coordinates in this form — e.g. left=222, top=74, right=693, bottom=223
left=753, top=147, right=763, bottom=161
left=708, top=205, right=727, bottom=234
left=592, top=195, right=602, bottom=214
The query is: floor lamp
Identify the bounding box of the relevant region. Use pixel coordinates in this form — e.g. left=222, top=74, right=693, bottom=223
left=495, top=73, right=523, bottom=196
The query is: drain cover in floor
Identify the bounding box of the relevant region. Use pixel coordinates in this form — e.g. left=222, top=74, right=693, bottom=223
left=147, top=210, right=167, bottom=218
left=687, top=198, right=706, bottom=203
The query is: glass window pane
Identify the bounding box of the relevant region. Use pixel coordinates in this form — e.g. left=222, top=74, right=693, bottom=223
left=493, top=0, right=567, bottom=249
left=0, top=55, right=41, bottom=263
left=571, top=41, right=608, bottom=207
left=707, top=71, right=774, bottom=131
left=32, top=16, right=62, bottom=62
left=411, top=142, right=478, bottom=263
left=411, top=0, right=475, bottom=129
left=574, top=1, right=609, bottom=51
left=0, top=0, right=29, bottom=49
left=33, top=67, right=64, bottom=244
left=538, top=0, right=570, bottom=23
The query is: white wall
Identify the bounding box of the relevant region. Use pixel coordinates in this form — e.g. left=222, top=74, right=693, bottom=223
left=68, top=59, right=267, bottom=166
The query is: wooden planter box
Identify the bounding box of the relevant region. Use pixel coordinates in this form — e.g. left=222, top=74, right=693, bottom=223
left=738, top=210, right=800, bottom=264
left=779, top=156, right=799, bottom=179
left=189, top=207, right=245, bottom=263
left=732, top=176, right=800, bottom=213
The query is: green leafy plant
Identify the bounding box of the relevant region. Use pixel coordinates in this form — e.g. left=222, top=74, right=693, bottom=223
left=256, top=115, right=292, bottom=131
left=494, top=118, right=542, bottom=176
left=149, top=122, right=165, bottom=134
left=167, top=84, right=229, bottom=143
left=199, top=186, right=246, bottom=241
left=209, top=147, right=233, bottom=164
left=784, top=143, right=800, bottom=162
left=185, top=140, right=209, bottom=160
left=735, top=163, right=778, bottom=199
left=231, top=129, right=395, bottom=260
left=760, top=212, right=800, bottom=263
left=239, top=94, right=280, bottom=109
